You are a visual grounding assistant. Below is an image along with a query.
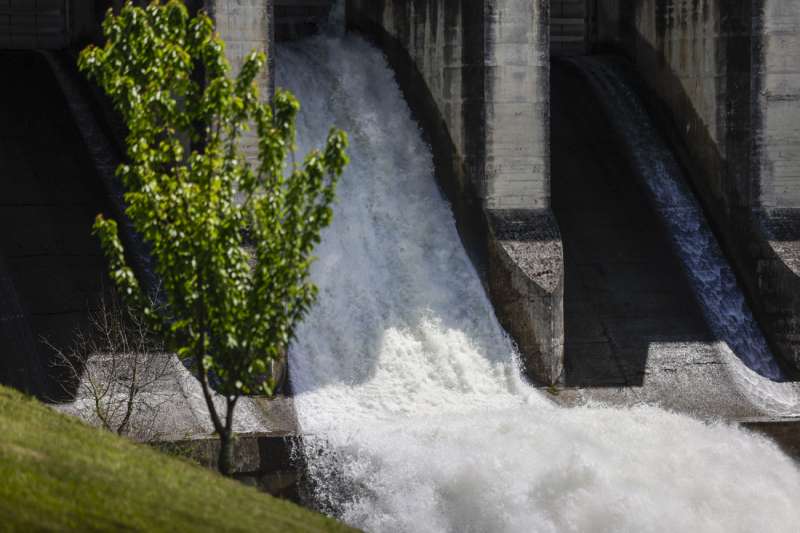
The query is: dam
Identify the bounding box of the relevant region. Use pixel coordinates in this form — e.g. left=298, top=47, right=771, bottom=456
left=280, top=24, right=800, bottom=531
left=1, top=0, right=800, bottom=531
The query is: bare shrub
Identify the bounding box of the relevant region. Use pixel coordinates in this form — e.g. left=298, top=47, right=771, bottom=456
left=48, top=295, right=174, bottom=441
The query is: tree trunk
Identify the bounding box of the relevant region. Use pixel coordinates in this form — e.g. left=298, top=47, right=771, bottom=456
left=218, top=429, right=235, bottom=477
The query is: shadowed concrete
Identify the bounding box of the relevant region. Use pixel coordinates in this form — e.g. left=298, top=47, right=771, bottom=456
left=0, top=52, right=110, bottom=400
left=274, top=0, right=334, bottom=41
left=550, top=59, right=800, bottom=420
left=593, top=0, right=800, bottom=373
left=552, top=59, right=711, bottom=388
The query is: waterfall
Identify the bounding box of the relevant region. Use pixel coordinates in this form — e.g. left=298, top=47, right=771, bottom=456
left=279, top=34, right=800, bottom=533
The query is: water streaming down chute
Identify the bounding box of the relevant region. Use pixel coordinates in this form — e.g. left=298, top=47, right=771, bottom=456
left=553, top=57, right=800, bottom=415
left=280, top=34, right=800, bottom=533
left=569, top=57, right=785, bottom=382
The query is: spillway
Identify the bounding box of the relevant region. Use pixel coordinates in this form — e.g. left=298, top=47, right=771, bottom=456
left=280, top=32, right=800, bottom=532
left=550, top=57, right=800, bottom=417
left=572, top=57, right=784, bottom=382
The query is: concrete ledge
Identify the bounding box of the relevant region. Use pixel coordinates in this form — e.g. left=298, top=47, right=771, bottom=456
left=488, top=210, right=564, bottom=385
left=754, top=210, right=800, bottom=373
left=740, top=417, right=800, bottom=460
left=155, top=432, right=301, bottom=499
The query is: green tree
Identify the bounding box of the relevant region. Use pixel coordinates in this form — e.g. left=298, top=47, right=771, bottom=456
left=79, top=1, right=348, bottom=475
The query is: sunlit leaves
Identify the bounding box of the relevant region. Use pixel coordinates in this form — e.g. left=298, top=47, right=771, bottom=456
left=80, top=1, right=349, bottom=427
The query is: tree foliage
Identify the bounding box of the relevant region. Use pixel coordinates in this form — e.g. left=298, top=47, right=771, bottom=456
left=79, top=0, right=348, bottom=473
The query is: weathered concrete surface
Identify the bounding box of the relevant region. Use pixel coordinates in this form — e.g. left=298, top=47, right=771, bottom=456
left=593, top=0, right=800, bottom=372
left=155, top=432, right=301, bottom=498
left=347, top=0, right=549, bottom=211
left=0, top=1, right=102, bottom=49
left=758, top=1, right=800, bottom=208
left=0, top=52, right=111, bottom=400
left=0, top=254, right=44, bottom=396
left=150, top=394, right=299, bottom=498
left=206, top=0, right=274, bottom=161
left=346, top=0, right=564, bottom=384
left=1, top=1, right=78, bottom=49
left=488, top=211, right=563, bottom=384
left=551, top=0, right=588, bottom=56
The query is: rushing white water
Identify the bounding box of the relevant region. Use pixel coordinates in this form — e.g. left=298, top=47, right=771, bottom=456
left=281, top=34, right=800, bottom=532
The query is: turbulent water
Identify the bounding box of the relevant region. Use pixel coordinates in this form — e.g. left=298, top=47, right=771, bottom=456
left=280, top=34, right=800, bottom=532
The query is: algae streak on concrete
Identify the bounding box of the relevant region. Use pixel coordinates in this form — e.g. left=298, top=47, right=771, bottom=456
left=594, top=0, right=800, bottom=373
left=347, top=0, right=564, bottom=384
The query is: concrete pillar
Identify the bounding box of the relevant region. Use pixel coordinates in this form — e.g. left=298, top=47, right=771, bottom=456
left=753, top=1, right=800, bottom=371
left=550, top=0, right=589, bottom=56
left=0, top=0, right=72, bottom=49
left=756, top=0, right=800, bottom=208
left=484, top=0, right=549, bottom=210
left=347, top=0, right=550, bottom=212
left=205, top=0, right=274, bottom=162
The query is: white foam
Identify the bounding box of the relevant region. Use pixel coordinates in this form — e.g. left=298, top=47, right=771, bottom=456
left=280, top=34, right=800, bottom=532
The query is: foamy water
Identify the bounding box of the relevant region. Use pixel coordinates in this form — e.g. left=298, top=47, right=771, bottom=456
left=281, top=34, right=800, bottom=532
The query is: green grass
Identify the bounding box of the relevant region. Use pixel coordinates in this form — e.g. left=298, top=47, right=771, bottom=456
left=0, top=385, right=354, bottom=532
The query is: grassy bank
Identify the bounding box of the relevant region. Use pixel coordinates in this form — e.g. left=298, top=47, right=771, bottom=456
left=0, top=385, right=352, bottom=532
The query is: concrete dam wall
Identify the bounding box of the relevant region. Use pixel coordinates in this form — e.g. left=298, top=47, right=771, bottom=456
left=2, top=0, right=799, bottom=400
left=0, top=52, right=113, bottom=400
left=345, top=0, right=800, bottom=379
left=346, top=0, right=565, bottom=385
left=593, top=0, right=800, bottom=372
left=3, top=2, right=800, bottom=519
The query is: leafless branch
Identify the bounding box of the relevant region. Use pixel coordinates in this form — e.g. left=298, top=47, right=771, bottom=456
left=47, top=293, right=175, bottom=441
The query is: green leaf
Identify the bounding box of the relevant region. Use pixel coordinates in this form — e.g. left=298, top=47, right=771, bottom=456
left=83, top=0, right=348, bottom=456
